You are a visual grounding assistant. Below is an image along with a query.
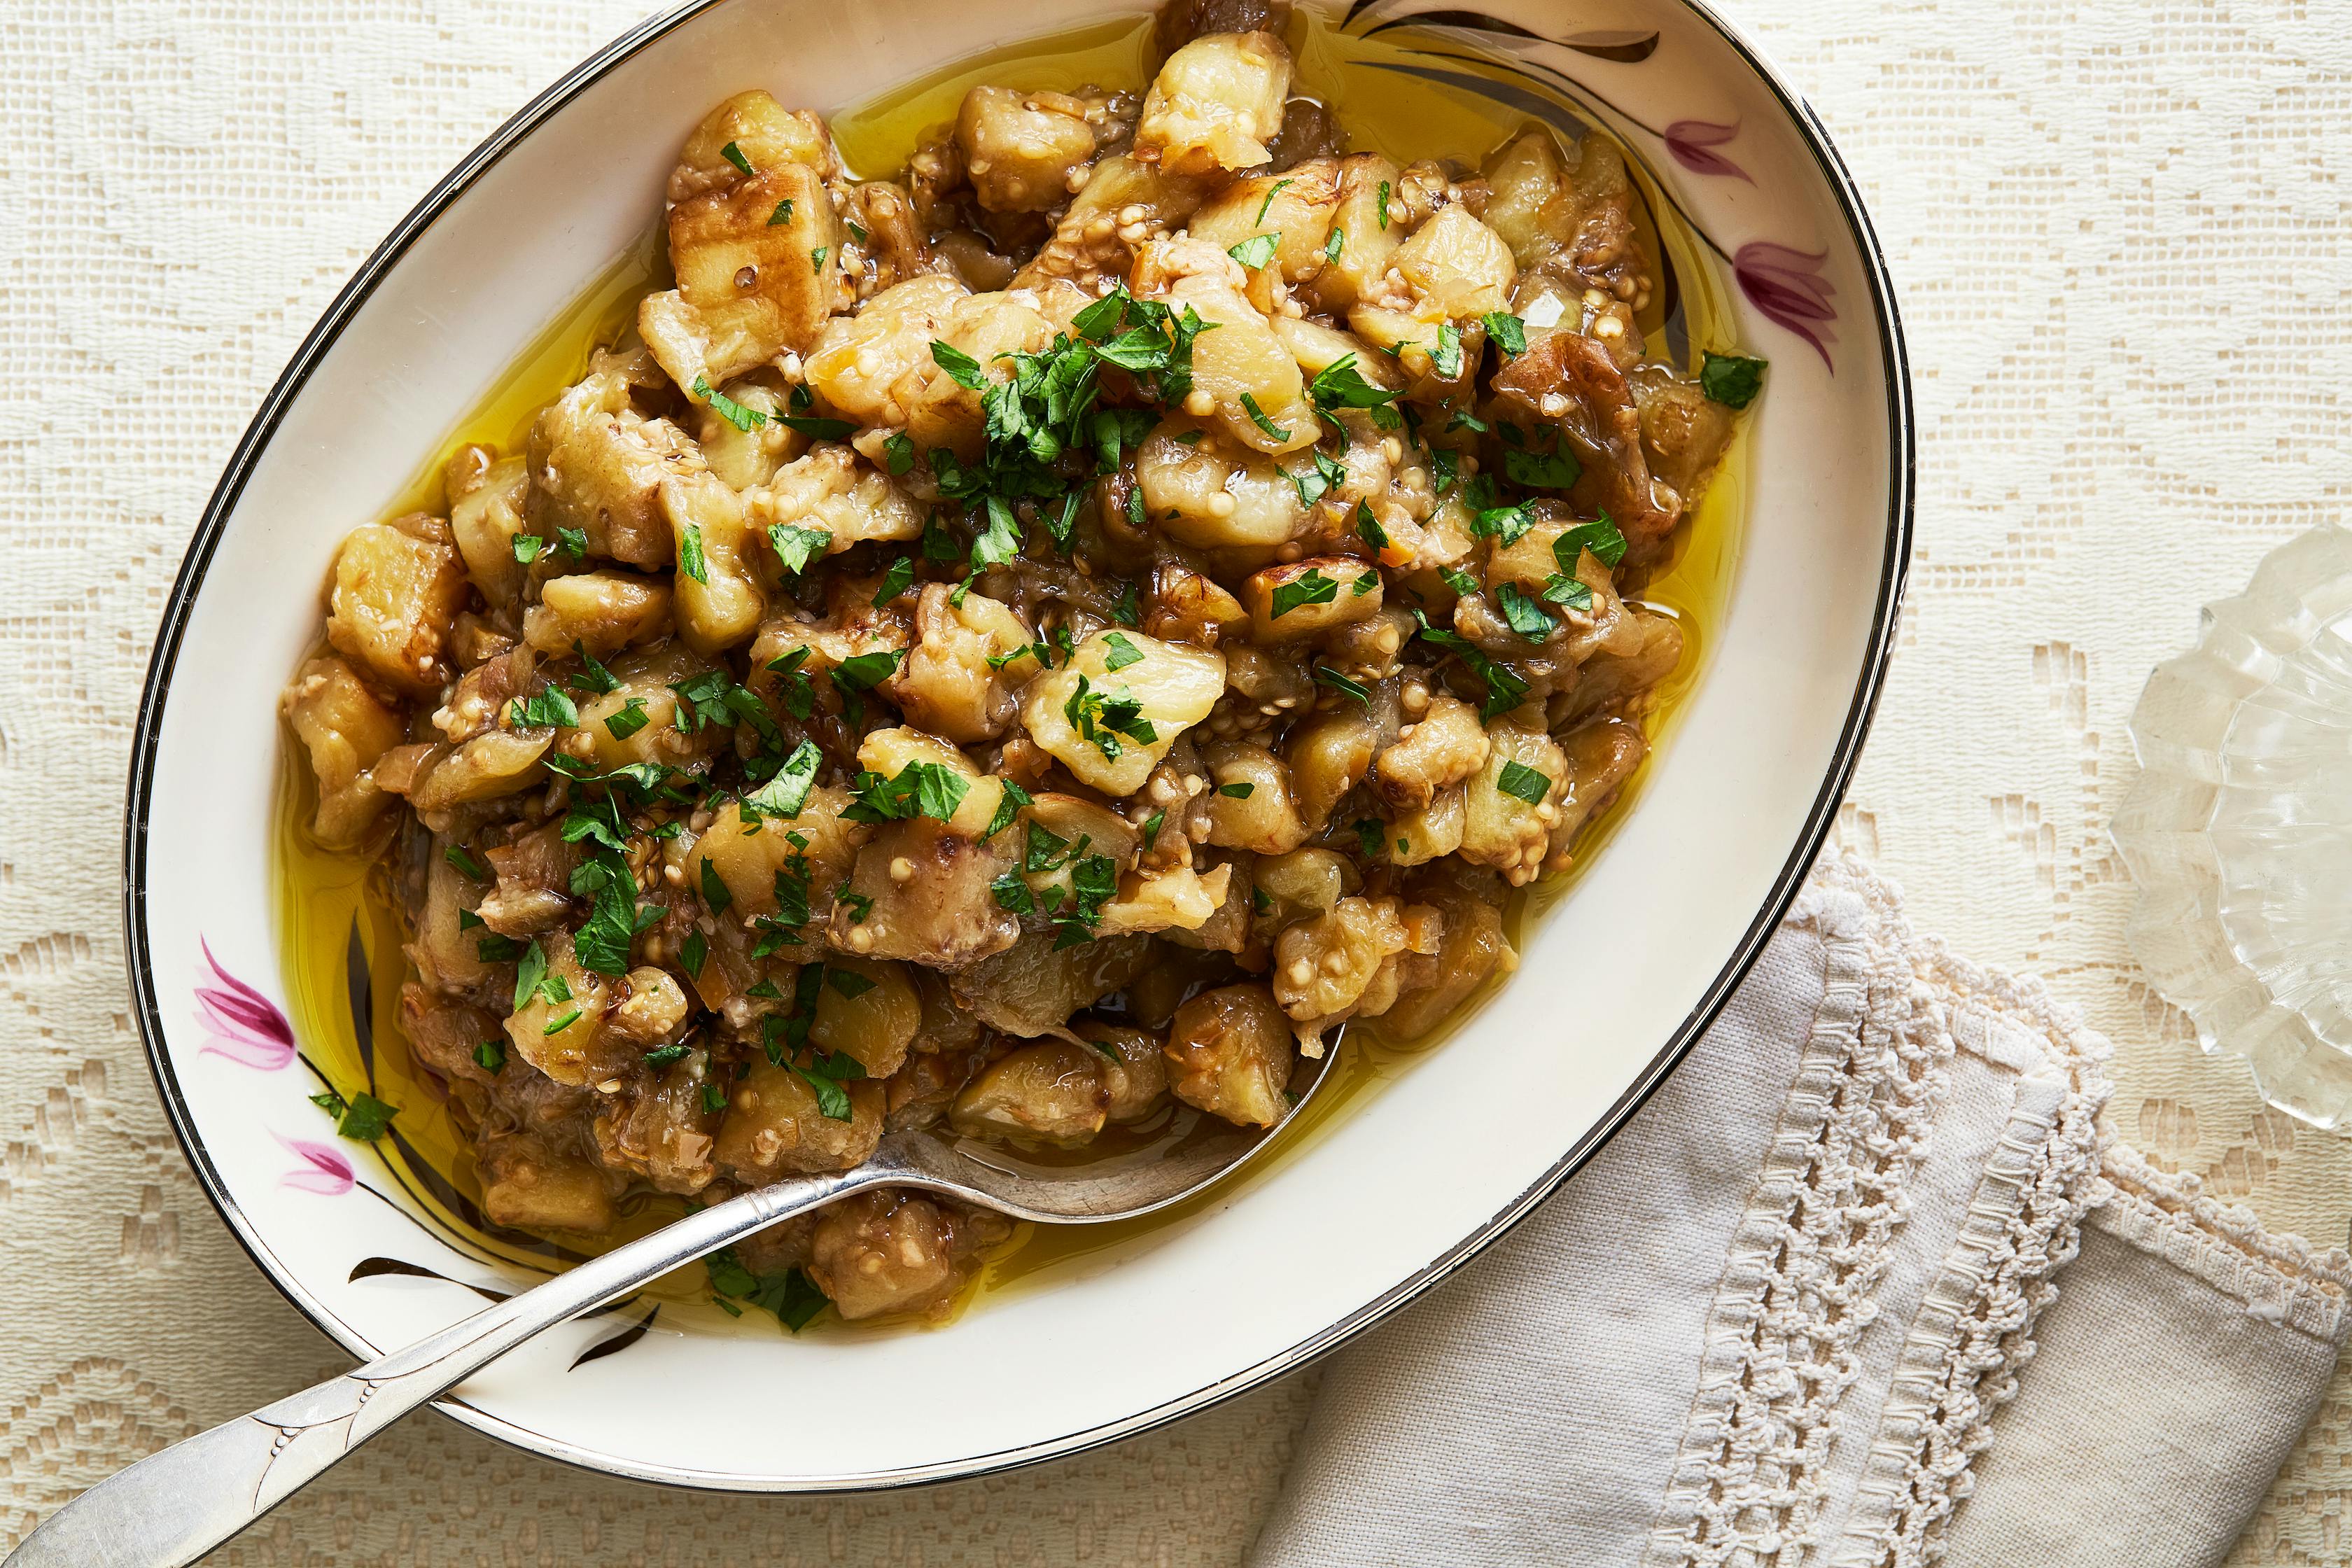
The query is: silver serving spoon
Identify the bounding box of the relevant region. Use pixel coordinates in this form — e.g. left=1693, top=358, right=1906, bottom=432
left=7, top=1043, right=1332, bottom=1567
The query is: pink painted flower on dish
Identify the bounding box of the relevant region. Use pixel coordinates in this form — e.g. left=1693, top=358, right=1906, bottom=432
left=196, top=939, right=297, bottom=1070
left=1663, top=119, right=1749, bottom=183
left=1734, top=242, right=1837, bottom=368
left=277, top=1135, right=355, bottom=1196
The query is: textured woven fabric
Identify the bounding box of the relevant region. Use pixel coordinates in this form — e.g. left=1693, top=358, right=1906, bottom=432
left=1252, top=858, right=2352, bottom=1568
left=6, top=0, right=2352, bottom=1560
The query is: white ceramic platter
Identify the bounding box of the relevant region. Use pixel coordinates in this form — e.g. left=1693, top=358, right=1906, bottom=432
left=127, top=0, right=1911, bottom=1491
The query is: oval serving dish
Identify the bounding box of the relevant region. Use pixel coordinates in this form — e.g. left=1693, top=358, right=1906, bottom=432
left=126, top=0, right=1911, bottom=1491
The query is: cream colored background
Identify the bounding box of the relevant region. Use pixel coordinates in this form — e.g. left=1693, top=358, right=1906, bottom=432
left=3, top=0, right=2348, bottom=1560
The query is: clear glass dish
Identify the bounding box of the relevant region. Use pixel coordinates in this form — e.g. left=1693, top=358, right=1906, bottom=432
left=2115, top=524, right=2352, bottom=1128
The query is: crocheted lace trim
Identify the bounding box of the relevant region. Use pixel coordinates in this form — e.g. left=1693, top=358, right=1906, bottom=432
left=1641, top=856, right=1953, bottom=1568
left=2091, top=1140, right=2352, bottom=1342
left=1826, top=929, right=2111, bottom=1568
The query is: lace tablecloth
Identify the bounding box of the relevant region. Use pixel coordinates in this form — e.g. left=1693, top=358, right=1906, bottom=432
left=4, top=0, right=2348, bottom=1560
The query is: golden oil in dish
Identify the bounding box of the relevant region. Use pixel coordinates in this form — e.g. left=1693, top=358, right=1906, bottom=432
left=274, top=7, right=1749, bottom=1330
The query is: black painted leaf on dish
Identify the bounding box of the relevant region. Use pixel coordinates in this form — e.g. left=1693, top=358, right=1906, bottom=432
left=349, top=1255, right=511, bottom=1303
left=1362, top=9, right=1550, bottom=43
left=344, top=917, right=374, bottom=1077
left=1562, top=29, right=1660, bottom=62
left=570, top=1303, right=660, bottom=1371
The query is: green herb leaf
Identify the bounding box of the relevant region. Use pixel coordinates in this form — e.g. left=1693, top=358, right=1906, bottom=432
left=1413, top=611, right=1533, bottom=719
left=1432, top=321, right=1464, bottom=379
left=473, top=1039, right=505, bottom=1074
left=1217, top=780, right=1255, bottom=799
left=475, top=933, right=524, bottom=962
left=706, top=1245, right=829, bottom=1332
left=1495, top=582, right=1555, bottom=640
left=701, top=1080, right=729, bottom=1115
left=1352, top=818, right=1385, bottom=860
left=1375, top=179, right=1393, bottom=230
left=1313, top=664, right=1371, bottom=706
left=1700, top=351, right=1768, bottom=410
left=1471, top=503, right=1534, bottom=546
left=1497, top=760, right=1553, bottom=805
left=1142, top=808, right=1166, bottom=842
left=692, top=374, right=767, bottom=434
left=1354, top=499, right=1390, bottom=554
left=1324, top=226, right=1345, bottom=265
left=512, top=533, right=546, bottom=564
left=677, top=523, right=710, bottom=584
left=825, top=967, right=876, bottom=1000
left=830, top=648, right=901, bottom=694
left=507, top=687, right=580, bottom=729
left=930, top=340, right=988, bottom=391
left=810, top=246, right=828, bottom=273
left=1555, top=514, right=1629, bottom=570
left=766, top=197, right=794, bottom=225
left=444, top=844, right=489, bottom=881
left=768, top=523, right=831, bottom=575
left=603, top=696, right=651, bottom=740
left=1308, top=353, right=1402, bottom=417
left=1440, top=564, right=1481, bottom=597
left=556, top=526, right=588, bottom=561
left=986, top=779, right=1033, bottom=840
left=1541, top=573, right=1595, bottom=612
left=1102, top=631, right=1144, bottom=672
left=1482, top=311, right=1527, bottom=356
left=1269, top=567, right=1340, bottom=619
left=778, top=412, right=856, bottom=440
left=680, top=930, right=707, bottom=976
left=969, top=496, right=1023, bottom=575
left=568, top=852, right=643, bottom=976
left=872, top=556, right=916, bottom=606
left=1228, top=232, right=1280, bottom=270
left=741, top=738, right=822, bottom=820
left=883, top=430, right=915, bottom=475
left=1239, top=391, right=1290, bottom=442
left=332, top=1091, right=398, bottom=1142
left=699, top=857, right=734, bottom=915
left=720, top=140, right=754, bottom=177
left=1254, top=178, right=1294, bottom=223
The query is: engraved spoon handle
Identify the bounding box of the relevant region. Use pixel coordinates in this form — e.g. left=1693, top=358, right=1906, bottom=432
left=4, top=1167, right=883, bottom=1568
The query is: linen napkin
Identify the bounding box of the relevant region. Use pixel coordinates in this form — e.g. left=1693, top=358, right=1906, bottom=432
left=1248, top=855, right=2352, bottom=1568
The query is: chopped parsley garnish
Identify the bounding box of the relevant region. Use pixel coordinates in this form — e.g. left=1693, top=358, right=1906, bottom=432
left=1324, top=226, right=1345, bottom=265
left=1308, top=354, right=1403, bottom=428
left=1063, top=674, right=1156, bottom=760
left=512, top=533, right=547, bottom=564
left=844, top=760, right=970, bottom=824
left=1495, top=582, right=1555, bottom=640
left=512, top=939, right=570, bottom=1012
left=768, top=522, right=831, bottom=575
left=556, top=526, right=588, bottom=560
left=825, top=967, right=876, bottom=1000
left=1101, top=631, right=1144, bottom=671
left=1556, top=514, right=1630, bottom=570
left=1432, top=321, right=1464, bottom=379
left=883, top=431, right=916, bottom=475
left=720, top=140, right=754, bottom=177
left=871, top=556, right=916, bottom=606
left=985, top=780, right=1033, bottom=840
left=1483, top=312, right=1527, bottom=356
left=568, top=851, right=652, bottom=976
left=706, top=1245, right=827, bottom=1332
left=766, top=197, right=794, bottom=226
left=507, top=687, right=580, bottom=729
left=1440, top=565, right=1481, bottom=597
left=1255, top=178, right=1294, bottom=223
left=1354, top=500, right=1390, bottom=553
left=1110, top=578, right=1140, bottom=626
left=603, top=697, right=651, bottom=740
left=1542, top=573, right=1595, bottom=612
left=1217, top=780, right=1255, bottom=799
left=312, top=1089, right=398, bottom=1142
left=570, top=640, right=620, bottom=694
left=778, top=410, right=855, bottom=440
left=1375, top=180, right=1394, bottom=229
left=680, top=930, right=707, bottom=976
left=846, top=219, right=868, bottom=244
left=930, top=340, right=986, bottom=390
left=1268, top=567, right=1340, bottom=619
left=1497, top=760, right=1553, bottom=805
left=810, top=246, right=828, bottom=272
left=473, top=1039, right=505, bottom=1074
left=678, top=524, right=710, bottom=584
left=693, top=374, right=766, bottom=434
left=828, top=649, right=902, bottom=722
left=1239, top=391, right=1290, bottom=442
left=643, top=1042, right=692, bottom=1069
left=1413, top=610, right=1532, bottom=719
left=699, top=857, right=734, bottom=915
left=1228, top=232, right=1280, bottom=271
left=444, top=844, right=489, bottom=881
left=1471, top=502, right=1534, bottom=546
left=1313, top=664, right=1372, bottom=706
left=1142, top=808, right=1166, bottom=842
left=701, top=1081, right=729, bottom=1115
left=475, top=933, right=524, bottom=962
left=741, top=738, right=822, bottom=820
left=1352, top=818, right=1385, bottom=860
left=1700, top=351, right=1768, bottom=410
left=792, top=1046, right=867, bottom=1120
